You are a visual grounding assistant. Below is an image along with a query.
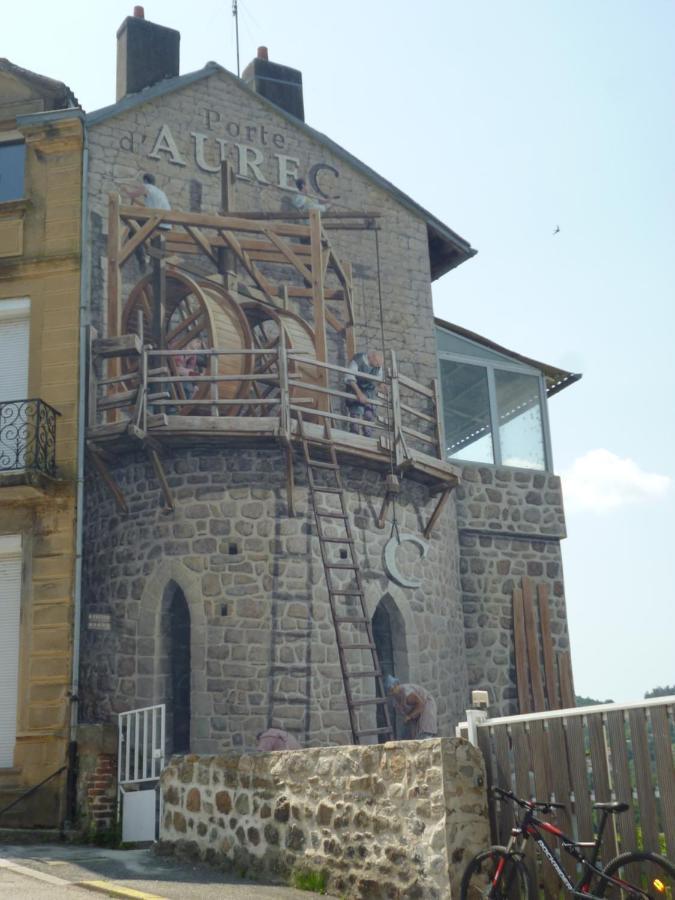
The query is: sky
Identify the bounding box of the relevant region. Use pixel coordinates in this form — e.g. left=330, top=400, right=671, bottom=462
left=5, top=1, right=674, bottom=703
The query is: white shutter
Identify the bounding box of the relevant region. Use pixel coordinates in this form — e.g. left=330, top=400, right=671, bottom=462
left=0, top=299, right=30, bottom=403
left=0, top=535, right=22, bottom=767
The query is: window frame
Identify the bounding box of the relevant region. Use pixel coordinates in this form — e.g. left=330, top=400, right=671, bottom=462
left=0, top=138, right=26, bottom=205
left=437, top=339, right=554, bottom=472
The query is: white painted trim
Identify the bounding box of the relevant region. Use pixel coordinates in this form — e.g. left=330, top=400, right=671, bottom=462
left=0, top=297, right=30, bottom=321
left=477, top=695, right=675, bottom=728
left=0, top=534, right=22, bottom=556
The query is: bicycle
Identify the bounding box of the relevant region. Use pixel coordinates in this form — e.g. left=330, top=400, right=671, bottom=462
left=461, top=787, right=674, bottom=900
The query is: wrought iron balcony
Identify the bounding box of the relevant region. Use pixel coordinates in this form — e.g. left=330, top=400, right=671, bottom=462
left=0, top=399, right=59, bottom=478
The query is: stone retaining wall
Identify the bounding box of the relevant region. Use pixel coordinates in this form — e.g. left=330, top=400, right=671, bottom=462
left=158, top=738, right=488, bottom=899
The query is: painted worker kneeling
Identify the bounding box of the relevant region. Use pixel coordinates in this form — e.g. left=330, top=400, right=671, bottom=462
left=256, top=728, right=301, bottom=751
left=384, top=675, right=438, bottom=740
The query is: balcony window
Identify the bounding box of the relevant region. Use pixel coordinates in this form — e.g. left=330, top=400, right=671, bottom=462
left=0, top=142, right=25, bottom=203
left=437, top=327, right=551, bottom=471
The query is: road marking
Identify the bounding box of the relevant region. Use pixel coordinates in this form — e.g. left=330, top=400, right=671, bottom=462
left=0, top=857, right=73, bottom=886
left=76, top=880, right=169, bottom=899
left=0, top=858, right=169, bottom=899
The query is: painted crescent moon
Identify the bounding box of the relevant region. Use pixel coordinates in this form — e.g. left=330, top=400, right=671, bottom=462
left=383, top=532, right=430, bottom=589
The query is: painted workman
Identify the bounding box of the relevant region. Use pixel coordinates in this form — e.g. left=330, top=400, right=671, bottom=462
left=345, top=349, right=384, bottom=437
left=256, top=728, right=301, bottom=751
left=123, top=172, right=172, bottom=269
left=291, top=177, right=329, bottom=212
left=384, top=675, right=438, bottom=740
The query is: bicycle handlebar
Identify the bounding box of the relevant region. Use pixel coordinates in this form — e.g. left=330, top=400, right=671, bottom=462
left=492, top=786, right=566, bottom=814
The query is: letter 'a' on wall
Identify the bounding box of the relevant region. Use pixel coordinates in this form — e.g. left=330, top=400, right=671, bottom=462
left=0, top=298, right=30, bottom=404
left=0, top=534, right=22, bottom=767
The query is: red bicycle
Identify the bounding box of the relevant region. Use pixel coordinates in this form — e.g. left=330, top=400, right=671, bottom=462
left=461, top=787, right=674, bottom=900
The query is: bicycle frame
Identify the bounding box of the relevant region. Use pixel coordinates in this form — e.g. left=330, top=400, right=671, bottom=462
left=501, top=802, right=651, bottom=900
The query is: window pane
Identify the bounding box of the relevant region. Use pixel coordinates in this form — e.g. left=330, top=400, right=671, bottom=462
left=494, top=370, right=545, bottom=470
left=439, top=359, right=494, bottom=464
left=0, top=143, right=25, bottom=203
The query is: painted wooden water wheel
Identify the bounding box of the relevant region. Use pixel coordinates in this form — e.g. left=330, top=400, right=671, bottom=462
left=122, top=270, right=254, bottom=414
left=239, top=300, right=323, bottom=412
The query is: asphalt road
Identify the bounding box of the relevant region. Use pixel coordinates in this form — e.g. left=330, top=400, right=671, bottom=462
left=0, top=844, right=328, bottom=899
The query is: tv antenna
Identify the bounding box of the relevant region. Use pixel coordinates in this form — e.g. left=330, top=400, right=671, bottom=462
left=232, top=0, right=240, bottom=77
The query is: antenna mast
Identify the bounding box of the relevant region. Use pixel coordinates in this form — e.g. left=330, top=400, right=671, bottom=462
left=232, top=0, right=240, bottom=77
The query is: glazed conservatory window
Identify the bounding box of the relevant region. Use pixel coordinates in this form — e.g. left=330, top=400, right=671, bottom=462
left=494, top=370, right=546, bottom=470
left=0, top=142, right=25, bottom=203
left=440, top=359, right=494, bottom=464
left=438, top=349, right=549, bottom=471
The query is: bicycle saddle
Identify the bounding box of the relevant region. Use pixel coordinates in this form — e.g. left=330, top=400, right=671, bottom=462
left=593, top=801, right=629, bottom=813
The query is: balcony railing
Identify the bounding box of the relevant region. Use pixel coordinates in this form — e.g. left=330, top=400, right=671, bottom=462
left=0, top=399, right=59, bottom=478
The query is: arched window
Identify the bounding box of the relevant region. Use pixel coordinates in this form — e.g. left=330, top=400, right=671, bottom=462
left=372, top=595, right=408, bottom=741
left=161, top=582, right=191, bottom=754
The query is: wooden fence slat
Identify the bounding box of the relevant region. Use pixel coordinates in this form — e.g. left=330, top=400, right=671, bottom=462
left=546, top=717, right=574, bottom=836
left=628, top=708, right=659, bottom=853
left=493, top=724, right=513, bottom=844
left=564, top=715, right=594, bottom=843
left=476, top=726, right=498, bottom=841
left=511, top=723, right=539, bottom=891
left=537, top=582, right=559, bottom=709
left=587, top=712, right=617, bottom=860
left=606, top=709, right=637, bottom=852
left=650, top=705, right=675, bottom=860
left=513, top=587, right=531, bottom=713
left=529, top=720, right=558, bottom=900
left=523, top=577, right=546, bottom=712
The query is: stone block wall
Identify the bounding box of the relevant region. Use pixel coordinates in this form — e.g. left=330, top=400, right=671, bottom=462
left=80, top=445, right=468, bottom=751
left=454, top=465, right=571, bottom=715
left=159, top=738, right=489, bottom=899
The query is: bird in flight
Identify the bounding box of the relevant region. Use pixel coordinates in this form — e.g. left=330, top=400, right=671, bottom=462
left=553, top=225, right=560, bottom=235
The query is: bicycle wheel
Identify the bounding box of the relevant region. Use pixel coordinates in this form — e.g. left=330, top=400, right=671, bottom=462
left=460, top=846, right=533, bottom=900
left=597, top=851, right=674, bottom=900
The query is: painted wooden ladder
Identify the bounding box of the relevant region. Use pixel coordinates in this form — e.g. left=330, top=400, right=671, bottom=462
left=296, top=411, right=394, bottom=744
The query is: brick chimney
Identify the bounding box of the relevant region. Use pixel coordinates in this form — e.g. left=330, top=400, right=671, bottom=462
left=116, top=7, right=180, bottom=101
left=242, top=47, right=304, bottom=121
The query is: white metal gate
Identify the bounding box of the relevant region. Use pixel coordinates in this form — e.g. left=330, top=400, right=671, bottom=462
left=118, top=704, right=165, bottom=842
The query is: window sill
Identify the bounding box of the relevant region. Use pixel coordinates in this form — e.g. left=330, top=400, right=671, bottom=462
left=0, top=197, right=30, bottom=217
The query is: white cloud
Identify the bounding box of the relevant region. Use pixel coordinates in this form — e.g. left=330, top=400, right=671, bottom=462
left=561, top=449, right=671, bottom=513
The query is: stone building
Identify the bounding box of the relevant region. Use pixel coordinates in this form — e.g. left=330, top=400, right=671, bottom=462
left=77, top=8, right=579, bottom=770
left=0, top=61, right=83, bottom=826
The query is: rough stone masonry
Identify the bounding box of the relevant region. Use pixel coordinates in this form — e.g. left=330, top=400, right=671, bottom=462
left=158, top=737, right=489, bottom=899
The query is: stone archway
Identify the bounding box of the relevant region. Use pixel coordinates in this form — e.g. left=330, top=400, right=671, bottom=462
left=136, top=559, right=207, bottom=753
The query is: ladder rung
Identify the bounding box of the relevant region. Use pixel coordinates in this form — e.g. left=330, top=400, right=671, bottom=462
left=345, top=670, right=380, bottom=679
left=356, top=727, right=394, bottom=737
left=270, top=665, right=311, bottom=673
left=308, top=485, right=343, bottom=494
left=329, top=590, right=362, bottom=596
left=324, top=562, right=357, bottom=570
left=276, top=629, right=311, bottom=638
left=351, top=697, right=389, bottom=707
left=335, top=617, right=369, bottom=625
left=305, top=459, right=340, bottom=470
left=318, top=536, right=354, bottom=544
left=303, top=435, right=336, bottom=447
left=341, top=643, right=376, bottom=651
left=315, top=510, right=348, bottom=519
left=270, top=695, right=310, bottom=704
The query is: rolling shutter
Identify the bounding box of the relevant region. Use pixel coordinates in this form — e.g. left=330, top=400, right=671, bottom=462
left=0, top=299, right=30, bottom=404
left=0, top=535, right=22, bottom=767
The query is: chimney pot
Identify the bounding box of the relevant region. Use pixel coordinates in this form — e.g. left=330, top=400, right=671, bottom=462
left=133, top=5, right=144, bottom=17
left=257, top=46, right=269, bottom=61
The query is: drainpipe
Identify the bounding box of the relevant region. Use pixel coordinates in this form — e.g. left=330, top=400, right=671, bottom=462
left=66, top=113, right=90, bottom=827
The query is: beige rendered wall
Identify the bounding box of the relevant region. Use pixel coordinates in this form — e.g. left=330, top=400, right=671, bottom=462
left=0, top=113, right=82, bottom=825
